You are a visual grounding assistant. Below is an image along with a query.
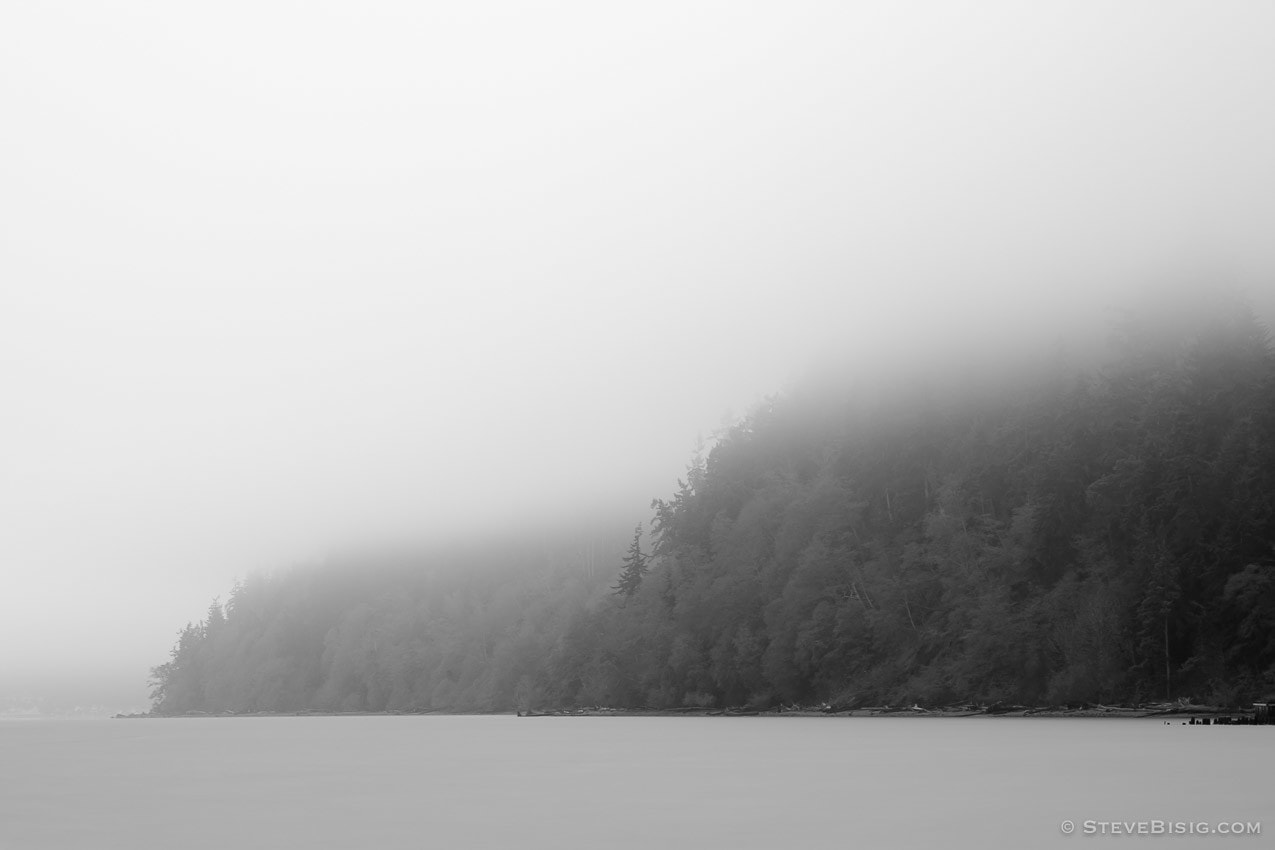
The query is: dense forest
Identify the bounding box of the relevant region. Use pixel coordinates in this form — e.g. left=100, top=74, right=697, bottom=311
left=150, top=298, right=1275, bottom=713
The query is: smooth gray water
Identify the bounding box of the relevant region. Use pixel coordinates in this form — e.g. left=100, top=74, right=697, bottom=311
left=0, top=716, right=1267, bottom=849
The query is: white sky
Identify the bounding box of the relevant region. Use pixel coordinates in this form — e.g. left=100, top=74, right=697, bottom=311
left=2, top=0, right=1274, bottom=707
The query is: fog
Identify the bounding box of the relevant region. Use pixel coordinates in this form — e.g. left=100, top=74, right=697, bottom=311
left=2, top=0, right=1274, bottom=710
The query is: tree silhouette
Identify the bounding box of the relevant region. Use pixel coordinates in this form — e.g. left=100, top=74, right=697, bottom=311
left=611, top=525, right=649, bottom=598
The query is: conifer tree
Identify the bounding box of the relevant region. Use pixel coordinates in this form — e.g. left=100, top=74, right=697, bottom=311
left=611, top=525, right=649, bottom=597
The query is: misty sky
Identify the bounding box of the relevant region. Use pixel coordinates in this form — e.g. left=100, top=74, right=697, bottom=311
left=3, top=1, right=1274, bottom=707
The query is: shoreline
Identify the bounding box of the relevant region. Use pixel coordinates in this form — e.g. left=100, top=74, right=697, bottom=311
left=117, top=705, right=1266, bottom=722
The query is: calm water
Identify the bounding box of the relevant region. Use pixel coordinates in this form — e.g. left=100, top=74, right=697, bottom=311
left=0, top=716, right=1267, bottom=849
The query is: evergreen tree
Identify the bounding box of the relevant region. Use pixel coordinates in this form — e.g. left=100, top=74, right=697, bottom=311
left=611, top=525, right=650, bottom=598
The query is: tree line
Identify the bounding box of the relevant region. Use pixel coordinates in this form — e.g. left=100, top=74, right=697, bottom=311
left=150, top=298, right=1275, bottom=713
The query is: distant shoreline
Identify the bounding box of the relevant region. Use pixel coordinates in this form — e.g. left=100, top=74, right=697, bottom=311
left=117, top=705, right=1265, bottom=721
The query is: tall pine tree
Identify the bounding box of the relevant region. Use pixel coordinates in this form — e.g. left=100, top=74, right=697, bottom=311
left=611, top=525, right=649, bottom=597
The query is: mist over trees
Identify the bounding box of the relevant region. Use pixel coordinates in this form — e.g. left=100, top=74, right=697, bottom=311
left=150, top=297, right=1275, bottom=714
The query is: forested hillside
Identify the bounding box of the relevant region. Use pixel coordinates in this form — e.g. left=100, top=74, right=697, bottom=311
left=150, top=301, right=1275, bottom=713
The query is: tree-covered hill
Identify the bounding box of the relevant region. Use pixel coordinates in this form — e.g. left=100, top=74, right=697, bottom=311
left=150, top=299, right=1275, bottom=713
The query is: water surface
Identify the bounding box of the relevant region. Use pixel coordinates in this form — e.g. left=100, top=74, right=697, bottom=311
left=0, top=716, right=1266, bottom=848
